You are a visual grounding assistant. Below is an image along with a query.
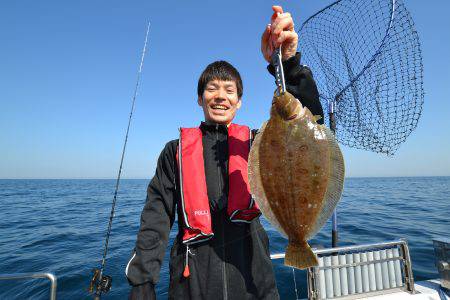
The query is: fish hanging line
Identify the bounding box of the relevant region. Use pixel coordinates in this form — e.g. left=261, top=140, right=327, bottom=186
left=89, top=21, right=150, bottom=299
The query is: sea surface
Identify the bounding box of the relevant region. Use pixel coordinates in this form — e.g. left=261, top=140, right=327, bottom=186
left=0, top=177, right=449, bottom=299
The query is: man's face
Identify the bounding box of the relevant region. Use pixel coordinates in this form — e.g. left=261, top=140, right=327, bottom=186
left=198, top=79, right=241, bottom=125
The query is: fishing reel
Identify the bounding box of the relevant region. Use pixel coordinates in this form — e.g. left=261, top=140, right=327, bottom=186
left=89, top=268, right=112, bottom=297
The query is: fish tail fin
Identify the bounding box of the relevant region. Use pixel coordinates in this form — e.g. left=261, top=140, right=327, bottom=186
left=285, top=240, right=318, bottom=269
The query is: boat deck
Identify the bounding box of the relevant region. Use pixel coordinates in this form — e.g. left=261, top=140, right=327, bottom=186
left=366, top=280, right=448, bottom=300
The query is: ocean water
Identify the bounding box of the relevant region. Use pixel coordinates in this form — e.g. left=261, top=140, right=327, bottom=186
left=0, top=177, right=448, bottom=299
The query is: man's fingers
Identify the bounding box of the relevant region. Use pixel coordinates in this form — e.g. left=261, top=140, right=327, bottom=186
left=261, top=24, right=271, bottom=44
left=271, top=13, right=294, bottom=35
left=261, top=24, right=274, bottom=62
left=271, top=5, right=283, bottom=23
left=263, top=5, right=297, bottom=62
left=272, top=5, right=283, bottom=14
left=263, top=5, right=299, bottom=61
left=272, top=12, right=292, bottom=26
left=261, top=24, right=271, bottom=60
left=276, top=31, right=298, bottom=45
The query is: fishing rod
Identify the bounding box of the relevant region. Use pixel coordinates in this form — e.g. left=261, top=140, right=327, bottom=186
left=88, top=21, right=150, bottom=299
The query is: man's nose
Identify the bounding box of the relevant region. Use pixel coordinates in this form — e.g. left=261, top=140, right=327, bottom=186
left=216, top=88, right=227, bottom=100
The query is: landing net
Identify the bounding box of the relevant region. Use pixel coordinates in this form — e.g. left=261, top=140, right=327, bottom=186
left=298, top=0, right=424, bottom=154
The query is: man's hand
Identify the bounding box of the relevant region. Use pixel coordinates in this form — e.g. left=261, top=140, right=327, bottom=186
left=261, top=5, right=298, bottom=63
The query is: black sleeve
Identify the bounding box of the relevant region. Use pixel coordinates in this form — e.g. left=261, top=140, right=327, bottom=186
left=126, top=140, right=178, bottom=291
left=267, top=52, right=324, bottom=124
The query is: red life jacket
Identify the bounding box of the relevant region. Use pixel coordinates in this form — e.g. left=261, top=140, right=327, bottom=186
left=176, top=123, right=261, bottom=245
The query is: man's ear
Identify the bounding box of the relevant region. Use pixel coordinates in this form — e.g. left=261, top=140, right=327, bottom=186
left=236, top=98, right=242, bottom=109
left=197, top=96, right=203, bottom=106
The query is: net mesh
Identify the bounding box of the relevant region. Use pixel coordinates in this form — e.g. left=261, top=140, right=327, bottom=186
left=298, top=0, right=424, bottom=154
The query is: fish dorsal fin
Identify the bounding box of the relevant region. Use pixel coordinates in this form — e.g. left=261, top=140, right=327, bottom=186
left=313, top=115, right=322, bottom=122
left=307, top=126, right=345, bottom=238
left=248, top=121, right=287, bottom=237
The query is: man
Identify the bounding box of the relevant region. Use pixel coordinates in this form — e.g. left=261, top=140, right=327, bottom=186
left=126, top=5, right=323, bottom=299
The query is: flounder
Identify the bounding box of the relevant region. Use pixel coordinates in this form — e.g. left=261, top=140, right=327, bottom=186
left=248, top=90, right=345, bottom=269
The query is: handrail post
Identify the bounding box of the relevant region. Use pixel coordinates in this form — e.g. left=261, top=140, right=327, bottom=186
left=329, top=98, right=338, bottom=248
left=400, top=239, right=415, bottom=293
left=43, top=273, right=57, bottom=300
left=0, top=272, right=57, bottom=300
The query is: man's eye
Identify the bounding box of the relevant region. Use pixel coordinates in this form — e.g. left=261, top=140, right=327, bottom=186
left=227, top=89, right=236, bottom=94
left=206, top=87, right=216, bottom=92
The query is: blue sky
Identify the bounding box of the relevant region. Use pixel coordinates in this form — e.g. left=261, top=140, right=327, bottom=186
left=1, top=0, right=449, bottom=179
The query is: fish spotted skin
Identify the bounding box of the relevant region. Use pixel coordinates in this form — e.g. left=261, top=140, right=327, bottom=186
left=249, top=90, right=334, bottom=269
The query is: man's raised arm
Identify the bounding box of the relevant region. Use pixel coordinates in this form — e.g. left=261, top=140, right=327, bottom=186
left=261, top=5, right=324, bottom=123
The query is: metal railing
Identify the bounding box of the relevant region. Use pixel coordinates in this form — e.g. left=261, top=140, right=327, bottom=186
left=0, top=272, right=57, bottom=300
left=270, top=239, right=415, bottom=300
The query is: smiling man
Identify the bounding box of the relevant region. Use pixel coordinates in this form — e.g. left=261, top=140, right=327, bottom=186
left=197, top=62, right=243, bottom=125
left=126, top=5, right=323, bottom=300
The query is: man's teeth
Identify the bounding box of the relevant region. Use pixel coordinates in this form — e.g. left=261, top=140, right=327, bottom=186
left=212, top=105, right=228, bottom=110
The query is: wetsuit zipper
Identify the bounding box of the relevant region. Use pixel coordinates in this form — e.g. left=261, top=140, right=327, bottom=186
left=221, top=213, right=228, bottom=300
left=216, top=124, right=228, bottom=300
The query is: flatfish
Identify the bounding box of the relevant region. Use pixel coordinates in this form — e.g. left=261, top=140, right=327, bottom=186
left=248, top=90, right=345, bottom=269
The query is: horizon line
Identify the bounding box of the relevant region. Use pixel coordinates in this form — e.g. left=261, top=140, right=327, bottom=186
left=1, top=175, right=449, bottom=180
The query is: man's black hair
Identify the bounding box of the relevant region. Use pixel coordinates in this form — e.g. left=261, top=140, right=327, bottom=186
left=197, top=61, right=243, bottom=98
